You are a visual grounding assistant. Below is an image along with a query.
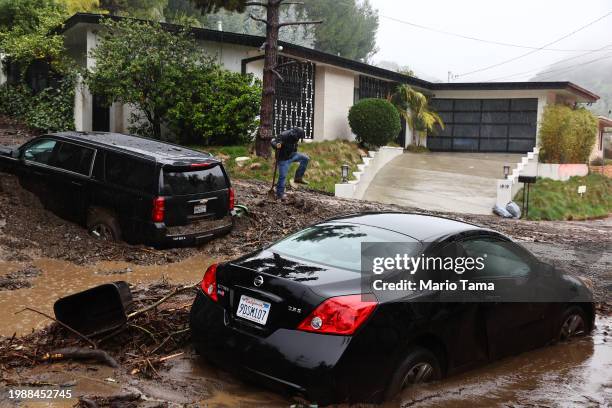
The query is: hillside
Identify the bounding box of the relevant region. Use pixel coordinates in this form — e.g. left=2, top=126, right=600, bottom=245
left=531, top=57, right=612, bottom=117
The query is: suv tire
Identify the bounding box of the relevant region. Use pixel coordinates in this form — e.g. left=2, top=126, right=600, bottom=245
left=87, top=207, right=121, bottom=242
left=385, top=347, right=441, bottom=401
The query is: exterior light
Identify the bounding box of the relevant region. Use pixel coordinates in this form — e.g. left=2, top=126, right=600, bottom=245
left=503, top=165, right=511, bottom=179
left=341, top=164, right=349, bottom=183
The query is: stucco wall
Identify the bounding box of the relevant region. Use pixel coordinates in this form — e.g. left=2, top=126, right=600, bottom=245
left=313, top=65, right=355, bottom=141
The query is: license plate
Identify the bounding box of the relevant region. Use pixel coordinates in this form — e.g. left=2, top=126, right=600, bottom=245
left=193, top=204, right=207, bottom=214
left=236, top=295, right=271, bottom=325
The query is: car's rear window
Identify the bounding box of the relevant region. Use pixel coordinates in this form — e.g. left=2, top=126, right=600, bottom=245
left=161, top=165, right=227, bottom=195
left=270, top=222, right=418, bottom=272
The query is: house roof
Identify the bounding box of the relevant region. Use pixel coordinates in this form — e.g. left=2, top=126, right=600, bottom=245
left=599, top=116, right=612, bottom=130
left=60, top=13, right=600, bottom=102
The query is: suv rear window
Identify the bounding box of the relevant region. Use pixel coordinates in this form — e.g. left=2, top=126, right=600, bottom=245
left=161, top=165, right=227, bottom=195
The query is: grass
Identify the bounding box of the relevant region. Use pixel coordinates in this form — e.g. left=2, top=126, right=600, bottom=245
left=193, top=140, right=365, bottom=193
left=514, top=174, right=612, bottom=221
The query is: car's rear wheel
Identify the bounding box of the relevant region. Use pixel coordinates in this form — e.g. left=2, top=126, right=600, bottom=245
left=558, top=306, right=587, bottom=341
left=87, top=207, right=121, bottom=242
left=385, top=347, right=441, bottom=400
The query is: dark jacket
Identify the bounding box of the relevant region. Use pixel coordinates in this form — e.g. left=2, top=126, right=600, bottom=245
left=271, top=128, right=305, bottom=161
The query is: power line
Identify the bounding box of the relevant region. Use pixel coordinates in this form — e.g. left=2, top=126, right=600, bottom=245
left=380, top=14, right=612, bottom=52
left=455, top=10, right=612, bottom=78
left=485, top=43, right=612, bottom=81
left=535, top=54, right=612, bottom=81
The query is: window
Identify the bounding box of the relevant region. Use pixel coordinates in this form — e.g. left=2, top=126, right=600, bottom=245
left=162, top=166, right=227, bottom=195
left=270, top=223, right=417, bottom=272
left=23, top=139, right=58, bottom=165
left=51, top=142, right=95, bottom=176
left=460, top=238, right=531, bottom=278
left=105, top=152, right=156, bottom=193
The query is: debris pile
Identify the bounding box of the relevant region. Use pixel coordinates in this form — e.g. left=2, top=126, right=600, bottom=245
left=0, top=280, right=196, bottom=377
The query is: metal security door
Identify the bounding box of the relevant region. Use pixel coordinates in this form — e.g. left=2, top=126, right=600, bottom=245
left=273, top=57, right=315, bottom=139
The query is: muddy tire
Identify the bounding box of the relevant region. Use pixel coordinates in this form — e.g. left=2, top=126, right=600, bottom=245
left=87, top=207, right=121, bottom=242
left=385, top=347, right=441, bottom=401
left=557, top=306, right=588, bottom=341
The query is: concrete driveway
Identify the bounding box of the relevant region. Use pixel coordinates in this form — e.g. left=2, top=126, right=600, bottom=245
left=363, top=152, right=523, bottom=215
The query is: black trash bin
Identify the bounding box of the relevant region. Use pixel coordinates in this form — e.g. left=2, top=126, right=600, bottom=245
left=53, top=281, right=133, bottom=337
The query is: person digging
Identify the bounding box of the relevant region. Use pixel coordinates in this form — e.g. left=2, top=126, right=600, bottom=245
left=270, top=127, right=309, bottom=201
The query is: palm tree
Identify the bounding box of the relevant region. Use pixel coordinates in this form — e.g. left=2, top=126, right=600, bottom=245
left=389, top=84, right=444, bottom=147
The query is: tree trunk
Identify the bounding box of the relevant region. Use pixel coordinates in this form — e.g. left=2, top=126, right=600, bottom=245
left=255, top=0, right=281, bottom=158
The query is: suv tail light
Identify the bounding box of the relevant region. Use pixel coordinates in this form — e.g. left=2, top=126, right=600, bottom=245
left=201, top=263, right=218, bottom=302
left=228, top=188, right=235, bottom=211
left=152, top=197, right=165, bottom=222
left=297, top=295, right=377, bottom=335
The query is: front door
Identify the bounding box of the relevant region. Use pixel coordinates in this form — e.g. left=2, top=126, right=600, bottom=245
left=92, top=94, right=110, bottom=132
left=458, top=237, right=540, bottom=360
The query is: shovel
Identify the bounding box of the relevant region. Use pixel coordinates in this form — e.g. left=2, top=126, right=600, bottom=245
left=53, top=281, right=134, bottom=337
left=267, top=149, right=279, bottom=199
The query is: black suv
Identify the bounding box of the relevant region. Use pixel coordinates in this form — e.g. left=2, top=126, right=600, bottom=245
left=0, top=132, right=234, bottom=247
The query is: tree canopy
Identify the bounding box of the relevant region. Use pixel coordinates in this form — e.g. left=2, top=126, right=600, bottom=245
left=301, top=0, right=378, bottom=61
left=0, top=0, right=67, bottom=70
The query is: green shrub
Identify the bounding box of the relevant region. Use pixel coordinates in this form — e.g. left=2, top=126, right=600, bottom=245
left=87, top=18, right=260, bottom=144
left=348, top=98, right=401, bottom=147
left=539, top=104, right=598, bottom=163
left=166, top=69, right=261, bottom=146
left=405, top=144, right=429, bottom=153
left=0, top=74, right=75, bottom=132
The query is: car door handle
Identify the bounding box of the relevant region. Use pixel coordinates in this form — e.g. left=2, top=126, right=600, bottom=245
left=71, top=181, right=84, bottom=187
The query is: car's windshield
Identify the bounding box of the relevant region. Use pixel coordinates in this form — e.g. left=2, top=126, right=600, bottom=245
left=269, top=222, right=418, bottom=272
left=161, top=165, right=227, bottom=195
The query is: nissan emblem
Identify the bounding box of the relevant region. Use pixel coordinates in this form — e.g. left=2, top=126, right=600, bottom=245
left=254, top=275, right=264, bottom=287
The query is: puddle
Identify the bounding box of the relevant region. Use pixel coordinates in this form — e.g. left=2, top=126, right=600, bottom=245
left=391, top=316, right=612, bottom=407
left=0, top=254, right=215, bottom=336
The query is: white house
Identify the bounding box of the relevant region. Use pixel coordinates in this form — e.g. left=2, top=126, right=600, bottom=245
left=8, top=13, right=601, bottom=154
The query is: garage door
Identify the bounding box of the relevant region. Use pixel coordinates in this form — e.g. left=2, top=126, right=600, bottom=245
left=427, top=98, right=538, bottom=153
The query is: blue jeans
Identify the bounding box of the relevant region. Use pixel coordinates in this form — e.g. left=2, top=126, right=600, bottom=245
left=276, top=152, right=309, bottom=197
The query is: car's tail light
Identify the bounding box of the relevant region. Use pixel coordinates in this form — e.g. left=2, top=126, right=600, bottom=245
left=152, top=197, right=165, bottom=222
left=297, top=295, right=377, bottom=335
left=190, top=162, right=212, bottom=168
left=228, top=188, right=235, bottom=211
left=201, top=263, right=218, bottom=302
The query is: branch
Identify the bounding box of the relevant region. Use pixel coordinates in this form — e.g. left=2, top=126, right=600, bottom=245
left=280, top=1, right=305, bottom=5
left=275, top=60, right=297, bottom=70
left=249, top=14, right=269, bottom=25
left=127, top=284, right=196, bottom=319
left=16, top=307, right=97, bottom=349
left=43, top=347, right=119, bottom=368
left=271, top=69, right=284, bottom=82
left=279, top=20, right=323, bottom=27
left=245, top=1, right=268, bottom=6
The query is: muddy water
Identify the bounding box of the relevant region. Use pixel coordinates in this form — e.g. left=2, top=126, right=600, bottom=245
left=391, top=316, right=612, bottom=407
left=0, top=255, right=215, bottom=336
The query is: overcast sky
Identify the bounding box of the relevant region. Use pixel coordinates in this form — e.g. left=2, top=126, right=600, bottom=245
left=370, top=0, right=612, bottom=83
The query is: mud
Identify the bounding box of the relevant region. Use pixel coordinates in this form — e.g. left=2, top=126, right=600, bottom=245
left=1, top=316, right=610, bottom=407
left=391, top=316, right=612, bottom=408
left=0, top=122, right=611, bottom=407
left=0, top=256, right=212, bottom=336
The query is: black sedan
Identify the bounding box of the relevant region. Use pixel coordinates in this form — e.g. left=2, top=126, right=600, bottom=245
left=189, top=213, right=594, bottom=404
